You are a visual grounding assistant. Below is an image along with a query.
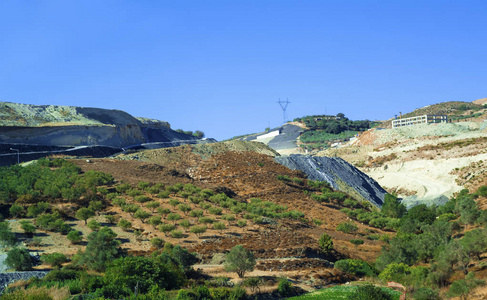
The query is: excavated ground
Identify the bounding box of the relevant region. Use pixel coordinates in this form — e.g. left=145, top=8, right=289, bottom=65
left=67, top=145, right=388, bottom=288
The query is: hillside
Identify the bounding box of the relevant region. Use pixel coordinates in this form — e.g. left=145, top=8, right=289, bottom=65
left=1, top=99, right=487, bottom=299
left=0, top=102, right=212, bottom=165
left=401, top=100, right=487, bottom=122
left=0, top=149, right=392, bottom=298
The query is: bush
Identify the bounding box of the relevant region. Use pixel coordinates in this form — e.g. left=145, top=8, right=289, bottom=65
left=67, top=230, right=83, bottom=244
left=5, top=247, right=33, bottom=271
left=41, top=252, right=68, bottom=268
left=277, top=278, right=293, bottom=296
left=19, top=220, right=36, bottom=235
left=76, top=208, right=95, bottom=225
left=237, top=220, right=247, bottom=227
left=171, top=230, right=183, bottom=238
left=350, top=239, right=365, bottom=247
left=9, top=204, right=23, bottom=218
left=336, top=221, right=358, bottom=234
left=190, top=225, right=207, bottom=238
left=87, top=219, right=101, bottom=231
left=135, top=195, right=151, bottom=203
left=151, top=238, right=165, bottom=248
left=118, top=218, right=132, bottom=231
left=334, top=259, right=376, bottom=277
left=319, top=233, right=333, bottom=253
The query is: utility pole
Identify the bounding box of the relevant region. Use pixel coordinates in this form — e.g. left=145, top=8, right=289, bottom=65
left=277, top=98, right=291, bottom=124
left=10, top=148, right=19, bottom=164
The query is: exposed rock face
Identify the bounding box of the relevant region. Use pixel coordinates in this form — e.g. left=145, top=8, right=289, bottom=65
left=0, top=102, right=200, bottom=148
left=275, top=154, right=386, bottom=208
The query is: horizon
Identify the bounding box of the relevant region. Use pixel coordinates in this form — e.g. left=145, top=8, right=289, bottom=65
left=1, top=1, right=486, bottom=140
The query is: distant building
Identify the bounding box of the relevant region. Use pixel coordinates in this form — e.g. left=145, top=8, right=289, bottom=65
left=392, top=115, right=448, bottom=128
left=313, top=115, right=338, bottom=122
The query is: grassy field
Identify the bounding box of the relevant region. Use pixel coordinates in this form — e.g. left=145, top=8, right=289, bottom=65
left=286, top=284, right=403, bottom=300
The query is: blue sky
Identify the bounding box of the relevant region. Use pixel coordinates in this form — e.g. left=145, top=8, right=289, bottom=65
left=1, top=1, right=486, bottom=140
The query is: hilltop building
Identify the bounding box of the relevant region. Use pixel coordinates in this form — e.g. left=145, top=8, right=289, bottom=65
left=392, top=115, right=448, bottom=128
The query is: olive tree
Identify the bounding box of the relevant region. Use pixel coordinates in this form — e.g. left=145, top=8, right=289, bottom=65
left=224, top=245, right=256, bottom=278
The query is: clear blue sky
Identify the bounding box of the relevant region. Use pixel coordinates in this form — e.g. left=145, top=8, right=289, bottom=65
left=1, top=1, right=486, bottom=140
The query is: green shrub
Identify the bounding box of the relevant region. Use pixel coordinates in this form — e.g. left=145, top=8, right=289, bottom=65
left=199, top=216, right=214, bottom=224
left=319, top=233, right=333, bottom=253
left=118, top=219, right=132, bottom=231
left=151, top=237, right=165, bottom=248
left=190, top=225, right=207, bottom=237
left=5, top=247, right=33, bottom=271
left=336, top=221, right=358, bottom=234
left=190, top=209, right=204, bottom=218
left=209, top=207, right=223, bottom=215
left=134, top=195, right=151, bottom=203
left=237, top=220, right=247, bottom=227
left=171, top=230, right=183, bottom=238
left=41, top=252, right=68, bottom=268
left=334, top=259, right=376, bottom=277
left=67, top=230, right=83, bottom=244
left=350, top=239, right=365, bottom=247
left=278, top=278, right=293, bottom=296
left=19, top=220, right=36, bottom=235
left=87, top=219, right=101, bottom=231
left=9, top=204, right=23, bottom=218
left=115, top=183, right=131, bottom=193
left=159, top=223, right=176, bottom=236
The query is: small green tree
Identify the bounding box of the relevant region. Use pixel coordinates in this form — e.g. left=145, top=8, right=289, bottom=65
left=336, top=222, right=358, bottom=234
left=146, top=201, right=160, bottom=212
left=148, top=215, right=162, bottom=228
left=167, top=213, right=181, bottom=224
left=179, top=219, right=191, bottom=232
left=169, top=199, right=180, bottom=208
left=158, top=207, right=171, bottom=216
left=118, top=218, right=132, bottom=231
left=76, top=208, right=95, bottom=225
left=134, top=209, right=151, bottom=223
left=381, top=194, right=406, bottom=218
left=9, top=204, right=23, bottom=218
left=105, top=214, right=116, bottom=224
left=0, top=222, right=18, bottom=247
left=88, top=200, right=103, bottom=214
left=178, top=204, right=192, bottom=215
left=213, top=221, right=227, bottom=234
left=67, top=230, right=83, bottom=244
left=190, top=225, right=207, bottom=238
left=151, top=237, right=165, bottom=248
left=277, top=278, right=293, bottom=297
left=224, top=245, right=256, bottom=278
left=159, top=224, right=176, bottom=236
left=319, top=233, right=333, bottom=253
left=19, top=220, right=36, bottom=236
left=5, top=247, right=33, bottom=271
left=41, top=252, right=68, bottom=268
left=87, top=219, right=101, bottom=231
left=77, top=227, right=121, bottom=272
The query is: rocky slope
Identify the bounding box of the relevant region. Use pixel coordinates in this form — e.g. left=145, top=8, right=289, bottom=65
left=275, top=155, right=386, bottom=208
